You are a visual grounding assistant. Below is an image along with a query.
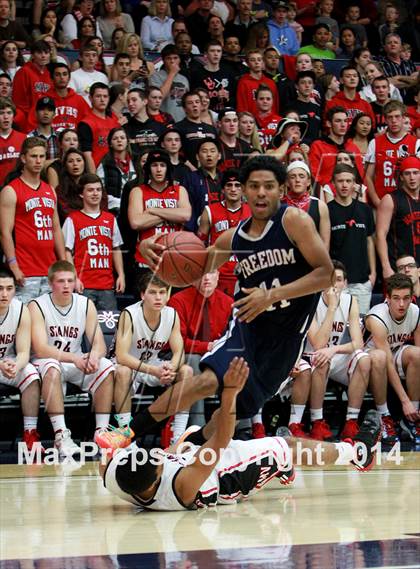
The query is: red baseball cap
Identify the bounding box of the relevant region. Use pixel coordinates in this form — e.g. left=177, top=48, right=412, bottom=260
left=399, top=156, right=420, bottom=172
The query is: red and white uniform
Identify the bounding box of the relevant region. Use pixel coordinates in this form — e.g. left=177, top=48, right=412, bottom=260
left=63, top=210, right=123, bottom=289
left=0, top=298, right=39, bottom=392
left=0, top=129, right=26, bottom=187
left=135, top=184, right=182, bottom=265
left=9, top=178, right=57, bottom=277
left=104, top=436, right=291, bottom=510
left=206, top=200, right=251, bottom=296
left=365, top=133, right=420, bottom=200
left=78, top=111, right=119, bottom=166
left=256, top=112, right=282, bottom=151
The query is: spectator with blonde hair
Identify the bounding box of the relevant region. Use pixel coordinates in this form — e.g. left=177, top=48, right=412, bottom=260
left=115, top=33, right=154, bottom=90
left=97, top=0, right=134, bottom=49
left=140, top=0, right=174, bottom=52
left=238, top=111, right=262, bottom=153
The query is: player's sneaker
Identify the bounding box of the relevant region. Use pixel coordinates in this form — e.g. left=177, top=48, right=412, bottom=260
left=288, top=422, right=309, bottom=438
left=94, top=425, right=134, bottom=452
left=340, top=419, right=359, bottom=440
left=380, top=415, right=399, bottom=444
left=160, top=418, right=174, bottom=449
left=399, top=418, right=420, bottom=445
left=252, top=422, right=266, bottom=439
left=349, top=410, right=381, bottom=471
left=54, top=429, right=81, bottom=459
left=310, top=419, right=333, bottom=441
left=22, top=429, right=45, bottom=455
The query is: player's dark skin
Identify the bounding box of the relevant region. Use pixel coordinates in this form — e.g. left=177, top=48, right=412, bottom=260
left=137, top=165, right=333, bottom=439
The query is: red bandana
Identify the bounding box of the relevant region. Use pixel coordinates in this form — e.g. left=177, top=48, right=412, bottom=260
left=284, top=191, right=311, bottom=211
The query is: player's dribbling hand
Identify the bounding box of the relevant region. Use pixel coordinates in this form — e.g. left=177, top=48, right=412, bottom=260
left=223, top=357, right=249, bottom=395
left=233, top=287, right=272, bottom=322
left=139, top=236, right=165, bottom=271
left=402, top=400, right=420, bottom=423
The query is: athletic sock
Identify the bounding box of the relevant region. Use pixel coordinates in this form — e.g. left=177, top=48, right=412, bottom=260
left=251, top=412, right=262, bottom=424
left=115, top=413, right=132, bottom=428
left=184, top=426, right=207, bottom=446
left=346, top=407, right=360, bottom=420
left=23, top=416, right=38, bottom=431
left=376, top=403, right=390, bottom=416
left=334, top=442, right=355, bottom=465
left=95, top=413, right=110, bottom=430
left=310, top=408, right=323, bottom=422
left=50, top=415, right=66, bottom=434
left=289, top=404, right=306, bottom=425
left=172, top=412, right=189, bottom=441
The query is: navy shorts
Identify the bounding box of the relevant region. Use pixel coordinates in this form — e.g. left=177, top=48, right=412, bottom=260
left=200, top=317, right=306, bottom=419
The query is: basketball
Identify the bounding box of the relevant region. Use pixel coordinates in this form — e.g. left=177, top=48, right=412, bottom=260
left=155, top=231, right=208, bottom=287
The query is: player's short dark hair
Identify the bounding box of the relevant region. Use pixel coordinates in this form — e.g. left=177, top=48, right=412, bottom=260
left=89, top=82, right=109, bottom=96
left=332, top=164, right=356, bottom=180
left=0, top=267, right=16, bottom=284
left=51, top=62, right=71, bottom=75
left=296, top=70, right=316, bottom=83
left=181, top=90, right=200, bottom=108
left=332, top=259, right=347, bottom=280
left=339, top=64, right=358, bottom=79
left=326, top=105, right=348, bottom=123
left=255, top=83, right=274, bottom=98
left=78, top=172, right=103, bottom=191
left=372, top=75, right=389, bottom=86
left=31, top=40, right=51, bottom=54
left=386, top=273, right=414, bottom=296
left=196, top=137, right=220, bottom=154
left=221, top=168, right=240, bottom=187
left=0, top=96, right=15, bottom=114
left=115, top=447, right=159, bottom=494
left=137, top=270, right=170, bottom=295
left=239, top=155, right=286, bottom=185
left=313, top=23, right=330, bottom=34
left=128, top=87, right=147, bottom=100
left=205, top=39, right=223, bottom=52
left=114, top=52, right=131, bottom=64
left=48, top=260, right=76, bottom=282
left=161, top=44, right=179, bottom=60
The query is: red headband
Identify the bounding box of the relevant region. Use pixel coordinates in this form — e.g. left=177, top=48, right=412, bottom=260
left=399, top=156, right=420, bottom=172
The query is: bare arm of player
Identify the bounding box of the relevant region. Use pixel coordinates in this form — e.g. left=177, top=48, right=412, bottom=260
left=375, top=195, right=394, bottom=280
left=167, top=313, right=185, bottom=381
left=366, top=316, right=419, bottom=422
left=234, top=209, right=333, bottom=323
left=197, top=207, right=211, bottom=242
left=307, top=289, right=339, bottom=350
left=84, top=299, right=106, bottom=372
left=28, top=301, right=89, bottom=370
left=318, top=200, right=331, bottom=250
left=128, top=186, right=164, bottom=231
left=112, top=248, right=125, bottom=293
left=13, top=305, right=31, bottom=375
left=0, top=187, right=25, bottom=286
left=365, top=162, right=380, bottom=209
left=115, top=311, right=162, bottom=377
left=146, top=187, right=192, bottom=225
left=174, top=358, right=249, bottom=507
left=52, top=204, right=66, bottom=261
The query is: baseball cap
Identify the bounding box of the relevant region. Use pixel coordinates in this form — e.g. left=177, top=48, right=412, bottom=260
left=218, top=107, right=238, bottom=121
left=273, top=1, right=290, bottom=10
left=36, top=96, right=56, bottom=111
left=399, top=156, right=420, bottom=172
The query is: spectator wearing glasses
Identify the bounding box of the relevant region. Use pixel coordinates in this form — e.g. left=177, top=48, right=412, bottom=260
left=395, top=255, right=420, bottom=306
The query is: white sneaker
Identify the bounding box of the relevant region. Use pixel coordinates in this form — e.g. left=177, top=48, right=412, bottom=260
left=54, top=429, right=81, bottom=459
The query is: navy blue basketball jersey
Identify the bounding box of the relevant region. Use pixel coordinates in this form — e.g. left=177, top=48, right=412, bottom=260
left=232, top=204, right=319, bottom=335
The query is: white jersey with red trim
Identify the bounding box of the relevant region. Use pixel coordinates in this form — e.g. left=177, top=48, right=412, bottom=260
left=104, top=437, right=290, bottom=511
left=306, top=292, right=353, bottom=352
left=123, top=302, right=176, bottom=364
left=365, top=301, right=419, bottom=351
left=0, top=298, right=23, bottom=359
left=32, top=293, right=88, bottom=354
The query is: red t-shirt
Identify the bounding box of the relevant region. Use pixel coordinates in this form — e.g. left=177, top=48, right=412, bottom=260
left=0, top=129, right=26, bottom=187
left=9, top=177, right=57, bottom=276
left=324, top=91, right=376, bottom=130
left=135, top=184, right=183, bottom=264
left=68, top=210, right=116, bottom=289
left=78, top=110, right=120, bottom=166
left=236, top=74, right=280, bottom=116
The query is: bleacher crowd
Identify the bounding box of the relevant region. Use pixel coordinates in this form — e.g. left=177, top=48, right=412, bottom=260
left=0, top=0, right=419, bottom=457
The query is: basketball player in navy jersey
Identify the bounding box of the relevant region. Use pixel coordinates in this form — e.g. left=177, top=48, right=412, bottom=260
left=98, top=155, right=381, bottom=466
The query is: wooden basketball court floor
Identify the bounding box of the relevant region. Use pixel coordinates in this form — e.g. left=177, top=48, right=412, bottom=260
left=0, top=452, right=419, bottom=569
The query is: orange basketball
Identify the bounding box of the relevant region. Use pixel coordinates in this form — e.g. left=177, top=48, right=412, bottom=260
left=155, top=231, right=208, bottom=287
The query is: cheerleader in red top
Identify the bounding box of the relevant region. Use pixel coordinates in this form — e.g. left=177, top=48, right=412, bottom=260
left=197, top=168, right=251, bottom=298
left=63, top=173, right=125, bottom=311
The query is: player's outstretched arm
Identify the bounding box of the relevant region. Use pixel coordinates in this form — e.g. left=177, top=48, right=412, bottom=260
left=174, top=358, right=249, bottom=507
left=366, top=316, right=419, bottom=422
